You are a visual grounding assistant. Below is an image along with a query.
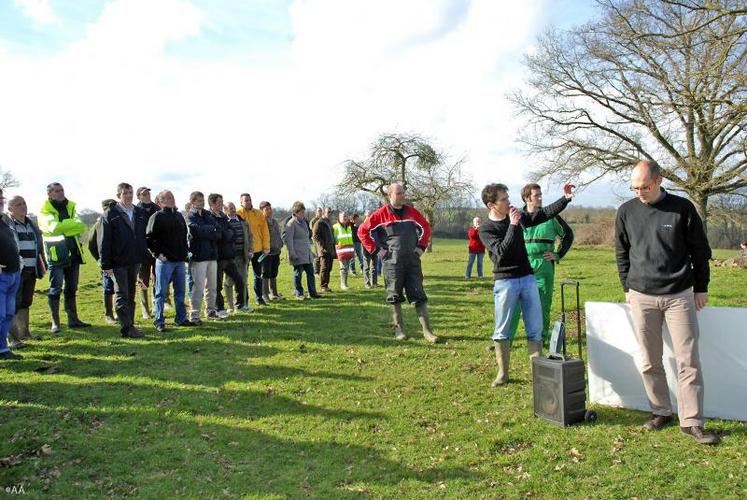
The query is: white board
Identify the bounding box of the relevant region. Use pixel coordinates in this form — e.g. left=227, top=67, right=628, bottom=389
left=586, top=302, right=747, bottom=422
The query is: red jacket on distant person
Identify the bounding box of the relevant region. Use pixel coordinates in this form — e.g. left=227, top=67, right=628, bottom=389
left=468, top=227, right=485, bottom=254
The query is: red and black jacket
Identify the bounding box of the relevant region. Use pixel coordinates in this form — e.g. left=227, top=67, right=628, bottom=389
left=358, top=204, right=431, bottom=256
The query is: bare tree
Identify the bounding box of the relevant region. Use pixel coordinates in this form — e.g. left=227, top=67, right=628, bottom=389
left=339, top=133, right=474, bottom=249
left=0, top=168, right=20, bottom=189
left=510, top=0, right=747, bottom=233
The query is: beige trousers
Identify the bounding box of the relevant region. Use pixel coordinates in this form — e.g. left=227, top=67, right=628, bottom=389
left=189, top=260, right=217, bottom=321
left=629, top=289, right=704, bottom=427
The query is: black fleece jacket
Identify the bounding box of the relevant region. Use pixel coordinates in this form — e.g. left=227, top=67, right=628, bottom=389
left=478, top=196, right=570, bottom=280
left=615, top=190, right=711, bottom=294
left=146, top=206, right=189, bottom=262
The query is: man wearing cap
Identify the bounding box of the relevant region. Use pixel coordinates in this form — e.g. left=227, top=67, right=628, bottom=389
left=136, top=187, right=158, bottom=320
left=236, top=193, right=270, bottom=306
left=38, top=182, right=91, bottom=334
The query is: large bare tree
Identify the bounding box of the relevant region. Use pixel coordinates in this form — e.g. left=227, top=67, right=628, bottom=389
left=339, top=133, right=473, bottom=248
left=510, top=0, right=746, bottom=233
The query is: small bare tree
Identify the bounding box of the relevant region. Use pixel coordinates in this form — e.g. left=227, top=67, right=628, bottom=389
left=510, top=0, right=747, bottom=234
left=338, top=133, right=474, bottom=249
left=0, top=168, right=20, bottom=189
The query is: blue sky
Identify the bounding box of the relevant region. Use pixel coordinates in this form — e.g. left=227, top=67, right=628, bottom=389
left=0, top=0, right=614, bottom=213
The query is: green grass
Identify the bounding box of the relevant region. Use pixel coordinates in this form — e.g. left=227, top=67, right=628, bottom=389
left=1, top=240, right=746, bottom=498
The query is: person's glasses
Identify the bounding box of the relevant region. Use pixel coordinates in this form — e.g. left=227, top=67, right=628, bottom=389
left=630, top=181, right=654, bottom=193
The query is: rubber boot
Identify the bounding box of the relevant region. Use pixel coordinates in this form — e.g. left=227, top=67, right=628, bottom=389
left=414, top=302, right=438, bottom=344
left=139, top=288, right=152, bottom=319
left=48, top=295, right=62, bottom=334
left=269, top=278, right=283, bottom=300
left=492, top=340, right=511, bottom=387
left=261, top=278, right=271, bottom=303
left=65, top=294, right=91, bottom=328
left=340, top=268, right=349, bottom=290
left=14, top=308, right=36, bottom=341
left=527, top=340, right=542, bottom=359
left=104, top=294, right=117, bottom=324
left=224, top=285, right=235, bottom=312
left=392, top=303, right=407, bottom=340
left=9, top=309, right=26, bottom=347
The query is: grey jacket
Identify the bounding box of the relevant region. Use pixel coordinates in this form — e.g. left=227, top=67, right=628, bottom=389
left=267, top=217, right=284, bottom=255
left=283, top=216, right=314, bottom=266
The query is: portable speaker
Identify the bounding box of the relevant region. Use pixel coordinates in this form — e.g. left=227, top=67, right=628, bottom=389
left=532, top=356, right=587, bottom=426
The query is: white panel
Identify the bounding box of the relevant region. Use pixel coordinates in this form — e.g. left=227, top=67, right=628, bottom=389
left=586, top=302, right=747, bottom=422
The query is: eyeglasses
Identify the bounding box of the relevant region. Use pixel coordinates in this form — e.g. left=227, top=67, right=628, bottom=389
left=630, top=180, right=656, bottom=193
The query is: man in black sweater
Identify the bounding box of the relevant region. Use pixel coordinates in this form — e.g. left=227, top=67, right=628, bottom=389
left=478, top=182, right=574, bottom=386
left=616, top=160, right=718, bottom=445
left=146, top=190, right=194, bottom=332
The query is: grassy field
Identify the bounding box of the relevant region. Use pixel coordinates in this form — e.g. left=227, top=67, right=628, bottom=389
left=1, top=240, right=746, bottom=498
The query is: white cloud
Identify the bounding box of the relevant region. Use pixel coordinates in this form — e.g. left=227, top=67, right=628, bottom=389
left=0, top=0, right=572, bottom=215
left=14, top=0, right=58, bottom=26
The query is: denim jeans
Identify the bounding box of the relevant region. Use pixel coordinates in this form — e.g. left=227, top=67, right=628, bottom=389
left=101, top=271, right=115, bottom=295
left=465, top=252, right=484, bottom=278
left=492, top=275, right=543, bottom=341
left=154, top=259, right=187, bottom=327
left=0, top=271, right=22, bottom=353
left=293, top=263, right=317, bottom=297
left=349, top=242, right=364, bottom=273
left=48, top=262, right=79, bottom=298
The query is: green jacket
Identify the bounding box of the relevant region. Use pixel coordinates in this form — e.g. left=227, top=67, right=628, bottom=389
left=523, top=214, right=574, bottom=261
left=38, top=199, right=87, bottom=265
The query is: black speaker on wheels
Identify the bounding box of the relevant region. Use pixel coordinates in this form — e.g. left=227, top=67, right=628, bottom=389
left=532, top=280, right=597, bottom=426
left=532, top=356, right=586, bottom=426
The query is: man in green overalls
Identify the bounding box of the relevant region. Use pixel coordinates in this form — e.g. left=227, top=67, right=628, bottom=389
left=508, top=183, right=573, bottom=344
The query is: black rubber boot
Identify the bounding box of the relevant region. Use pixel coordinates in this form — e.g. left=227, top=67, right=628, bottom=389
left=48, top=295, right=62, bottom=334
left=65, top=294, right=91, bottom=328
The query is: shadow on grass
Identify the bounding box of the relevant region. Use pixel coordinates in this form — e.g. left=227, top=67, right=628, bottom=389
left=2, top=401, right=482, bottom=497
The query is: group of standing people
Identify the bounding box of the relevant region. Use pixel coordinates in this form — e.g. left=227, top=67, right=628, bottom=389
left=0, top=167, right=723, bottom=444
left=0, top=180, right=436, bottom=357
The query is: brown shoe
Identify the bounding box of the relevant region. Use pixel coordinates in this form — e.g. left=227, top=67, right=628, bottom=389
left=681, top=426, right=720, bottom=445
left=642, top=414, right=673, bottom=431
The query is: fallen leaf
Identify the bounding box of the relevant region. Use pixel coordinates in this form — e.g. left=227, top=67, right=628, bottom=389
left=40, top=444, right=53, bottom=456
left=0, top=454, right=23, bottom=467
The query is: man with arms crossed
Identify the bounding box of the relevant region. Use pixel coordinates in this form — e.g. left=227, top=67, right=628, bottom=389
left=616, top=160, right=718, bottom=445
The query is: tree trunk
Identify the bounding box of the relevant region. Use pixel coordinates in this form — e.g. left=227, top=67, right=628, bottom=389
left=424, top=209, right=434, bottom=252
left=691, top=191, right=709, bottom=239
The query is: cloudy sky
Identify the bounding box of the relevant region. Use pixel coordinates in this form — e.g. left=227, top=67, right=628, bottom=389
left=0, top=0, right=616, bottom=213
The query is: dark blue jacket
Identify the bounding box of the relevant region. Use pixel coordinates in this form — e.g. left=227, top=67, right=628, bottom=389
left=210, top=211, right=236, bottom=260
left=100, top=204, right=148, bottom=269
left=188, top=209, right=220, bottom=262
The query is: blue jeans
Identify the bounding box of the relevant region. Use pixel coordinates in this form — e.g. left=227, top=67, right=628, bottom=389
left=492, top=275, right=543, bottom=341
left=101, top=271, right=115, bottom=295
left=48, top=262, right=79, bottom=298
left=349, top=242, right=364, bottom=273
left=466, top=252, right=484, bottom=278
left=293, top=263, right=318, bottom=297
left=0, top=271, right=22, bottom=353
left=154, top=259, right=187, bottom=326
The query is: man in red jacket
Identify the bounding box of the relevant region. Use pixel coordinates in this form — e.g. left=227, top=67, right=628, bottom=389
left=358, top=183, right=438, bottom=343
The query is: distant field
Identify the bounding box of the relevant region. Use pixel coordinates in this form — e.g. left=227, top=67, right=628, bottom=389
left=1, top=240, right=745, bottom=497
